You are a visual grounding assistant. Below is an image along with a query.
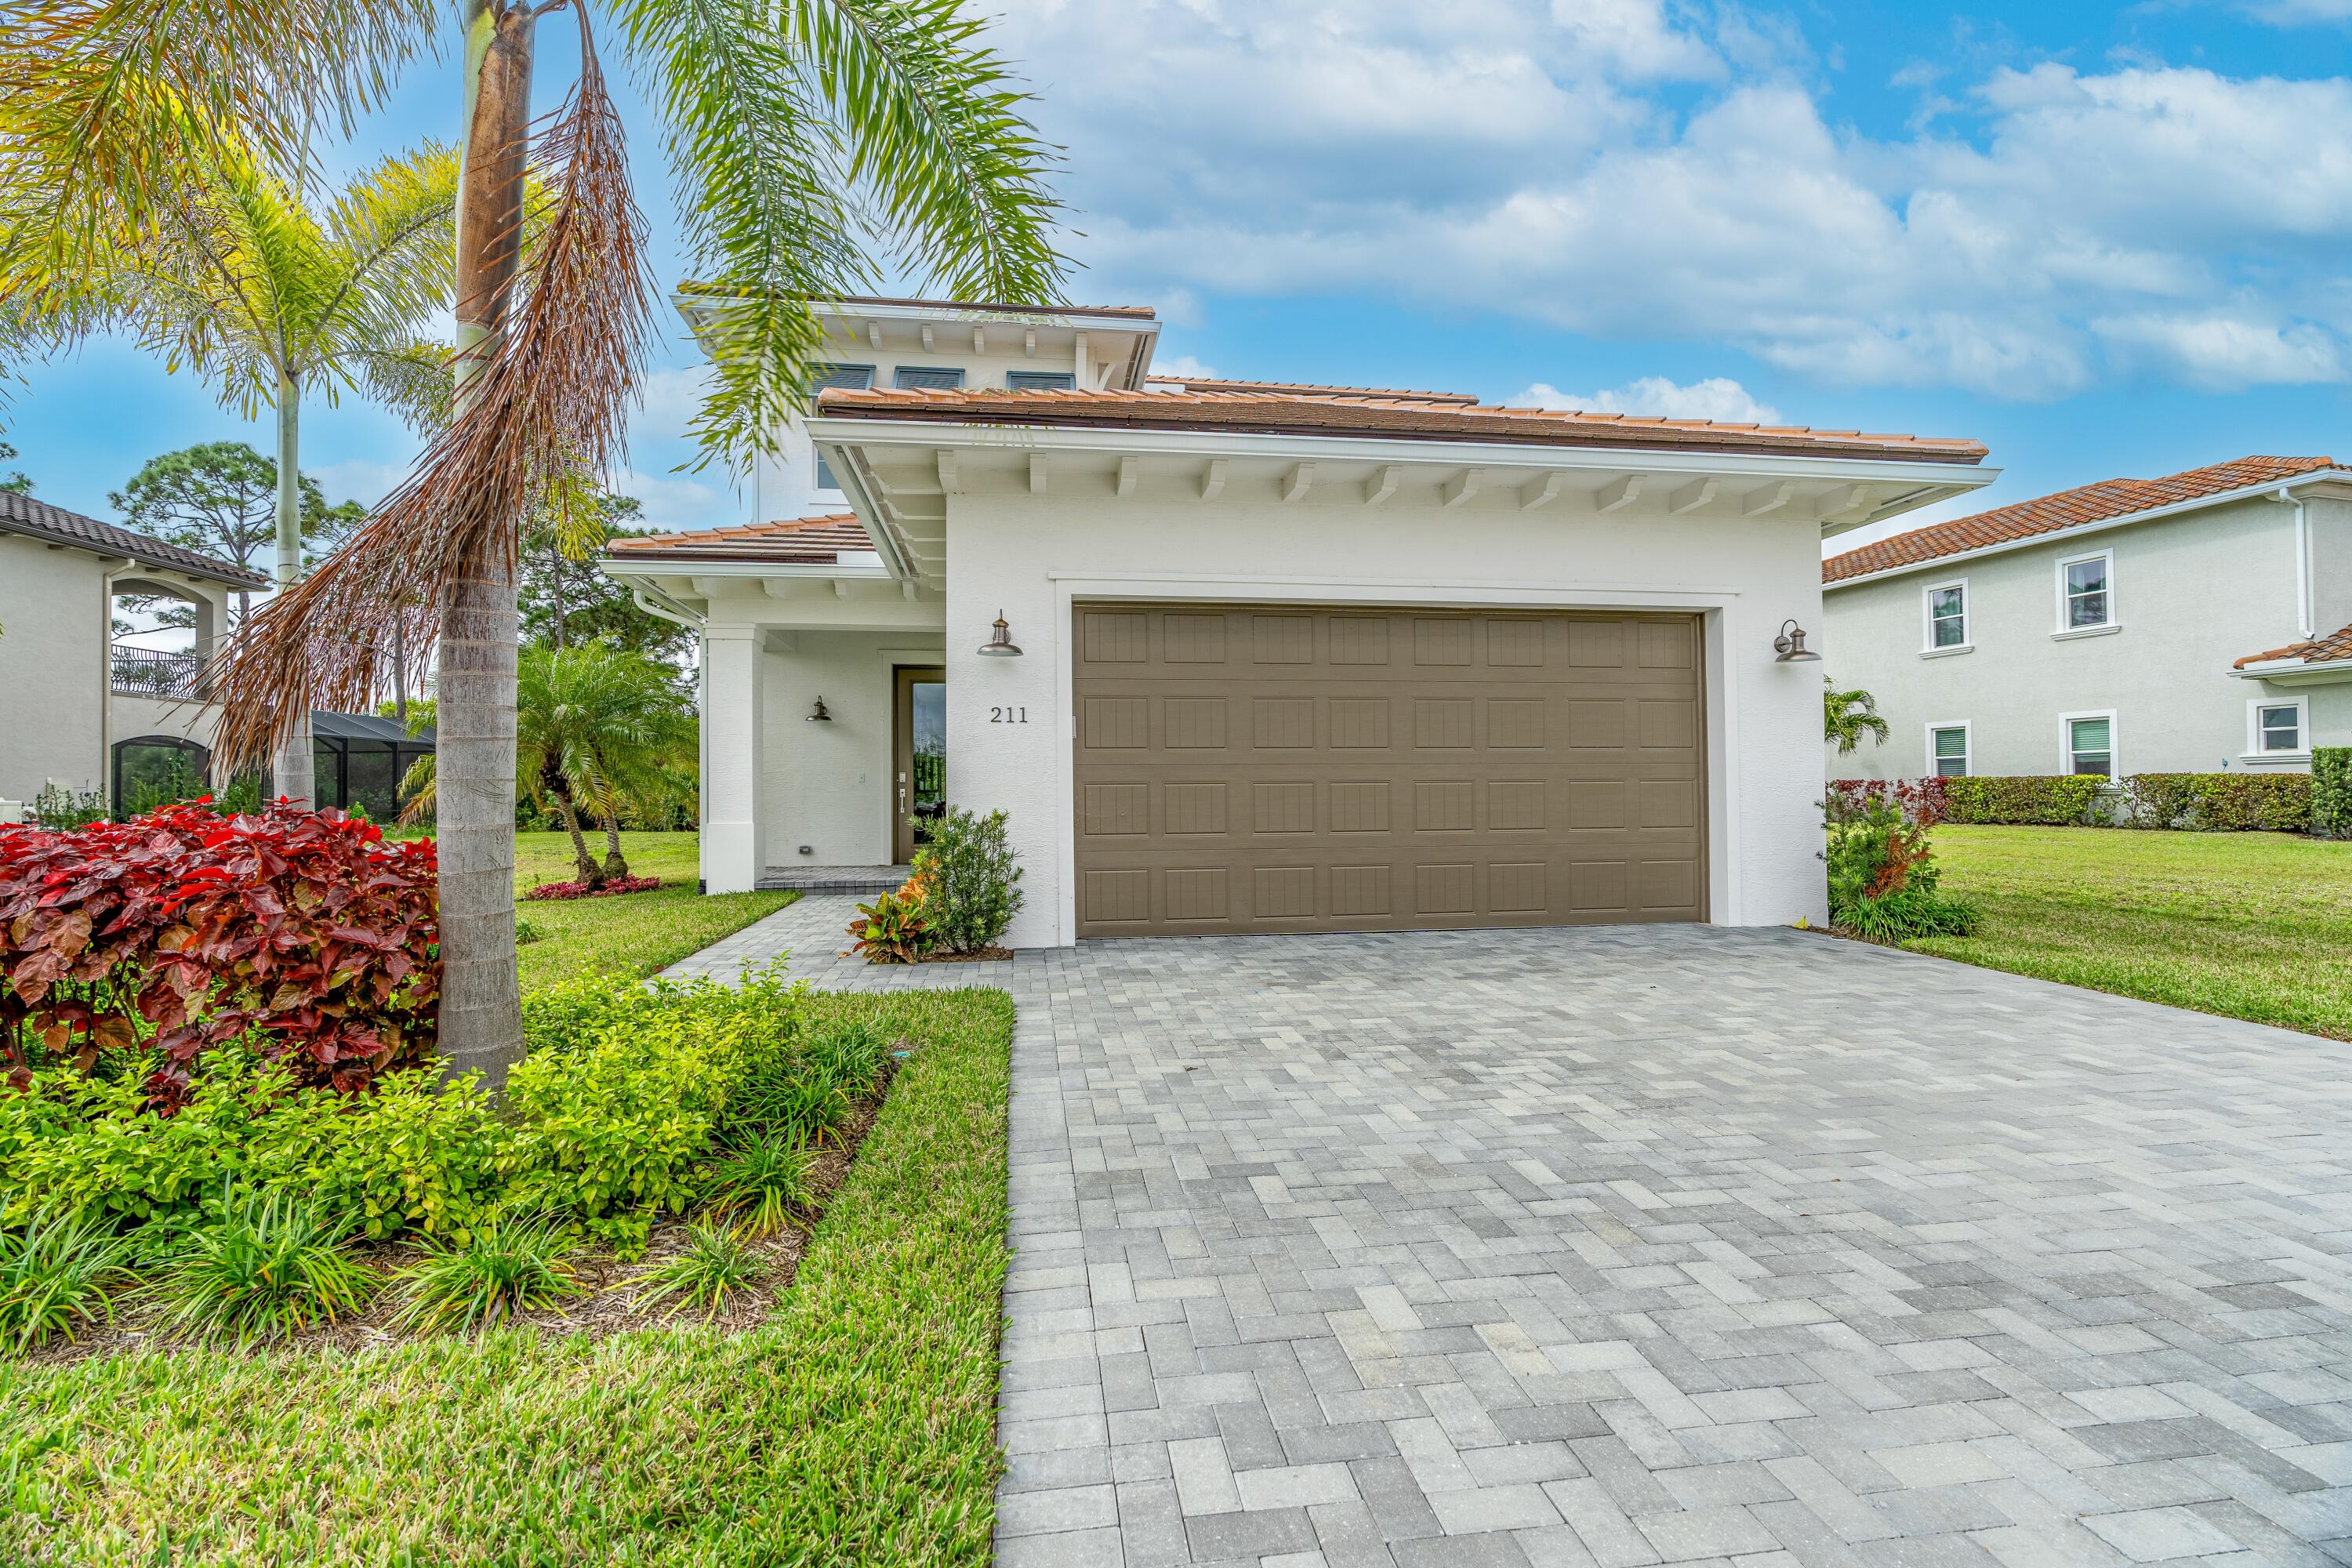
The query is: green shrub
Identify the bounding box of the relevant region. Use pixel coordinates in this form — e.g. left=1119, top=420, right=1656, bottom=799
left=912, top=806, right=1023, bottom=953
left=1941, top=775, right=2106, bottom=826
left=0, top=1209, right=136, bottom=1351
left=632, top=1221, right=767, bottom=1320
left=2315, top=747, right=2352, bottom=840
left=702, top=1136, right=818, bottom=1237
left=0, top=1054, right=506, bottom=1242
left=1822, top=785, right=1981, bottom=942
left=2121, top=771, right=2310, bottom=832
left=392, top=1212, right=584, bottom=1334
left=149, top=1190, right=377, bottom=1345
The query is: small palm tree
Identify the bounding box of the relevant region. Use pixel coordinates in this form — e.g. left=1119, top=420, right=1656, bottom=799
left=2, top=130, right=457, bottom=804
left=1825, top=677, right=1892, bottom=756
left=516, top=644, right=695, bottom=888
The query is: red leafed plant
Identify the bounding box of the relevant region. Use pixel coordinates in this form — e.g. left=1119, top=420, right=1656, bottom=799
left=522, top=875, right=660, bottom=902
left=0, top=800, right=439, bottom=1109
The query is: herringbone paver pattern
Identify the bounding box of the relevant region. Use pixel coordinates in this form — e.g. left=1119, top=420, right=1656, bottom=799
left=995, top=925, right=2352, bottom=1568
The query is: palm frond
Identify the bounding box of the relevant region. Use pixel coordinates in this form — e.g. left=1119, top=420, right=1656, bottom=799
left=0, top=1, right=437, bottom=220
left=800, top=0, right=1068, bottom=301
left=316, top=142, right=462, bottom=371
left=209, top=20, right=652, bottom=772
left=613, top=0, right=859, bottom=462
left=352, top=338, right=457, bottom=432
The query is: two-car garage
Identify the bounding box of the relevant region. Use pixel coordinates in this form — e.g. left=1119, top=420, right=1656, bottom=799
left=1070, top=602, right=1708, bottom=937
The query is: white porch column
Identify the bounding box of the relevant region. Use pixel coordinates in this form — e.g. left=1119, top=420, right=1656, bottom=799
left=702, top=625, right=766, bottom=893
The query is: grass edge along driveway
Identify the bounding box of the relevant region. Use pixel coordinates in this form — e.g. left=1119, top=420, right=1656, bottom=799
left=1915, top=824, right=2352, bottom=1042
left=0, top=987, right=1016, bottom=1566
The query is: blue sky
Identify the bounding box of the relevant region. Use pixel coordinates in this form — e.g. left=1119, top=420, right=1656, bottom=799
left=12, top=0, right=2352, bottom=558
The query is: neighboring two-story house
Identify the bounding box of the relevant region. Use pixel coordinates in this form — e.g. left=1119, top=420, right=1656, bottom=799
left=1820, top=456, right=2352, bottom=782
left=601, top=292, right=1997, bottom=944
left=0, top=489, right=262, bottom=815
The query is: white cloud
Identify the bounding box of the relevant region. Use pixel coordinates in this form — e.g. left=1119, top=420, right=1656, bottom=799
left=1514, top=376, right=1780, bottom=423
left=628, top=365, right=716, bottom=452
left=608, top=466, right=739, bottom=534
left=1149, top=354, right=1221, bottom=380
left=307, top=458, right=410, bottom=508
left=990, top=2, right=2352, bottom=398
left=2235, top=0, right=2352, bottom=22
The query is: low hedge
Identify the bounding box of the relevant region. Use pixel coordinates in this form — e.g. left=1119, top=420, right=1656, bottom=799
left=2121, top=772, right=2310, bottom=832
left=2317, top=747, right=2352, bottom=840
left=1940, top=775, right=2106, bottom=826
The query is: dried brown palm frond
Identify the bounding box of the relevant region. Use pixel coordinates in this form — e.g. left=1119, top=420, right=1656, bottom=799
left=206, top=24, right=650, bottom=775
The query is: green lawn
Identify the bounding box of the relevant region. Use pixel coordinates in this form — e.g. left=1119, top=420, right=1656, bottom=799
left=1913, top=825, right=2352, bottom=1040
left=509, top=830, right=796, bottom=991
left=0, top=988, right=1016, bottom=1565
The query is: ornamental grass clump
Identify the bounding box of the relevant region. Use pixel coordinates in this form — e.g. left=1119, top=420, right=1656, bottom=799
left=702, top=1136, right=818, bottom=1237
left=0, top=1208, right=136, bottom=1352
left=1822, top=780, right=1980, bottom=943
left=149, top=1190, right=377, bottom=1345
left=632, top=1221, right=768, bottom=1320
left=392, top=1213, right=584, bottom=1334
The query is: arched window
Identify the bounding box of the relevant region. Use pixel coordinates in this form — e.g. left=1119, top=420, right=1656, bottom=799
left=112, top=735, right=210, bottom=820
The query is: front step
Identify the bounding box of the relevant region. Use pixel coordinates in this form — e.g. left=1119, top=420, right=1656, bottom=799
left=754, top=864, right=911, bottom=895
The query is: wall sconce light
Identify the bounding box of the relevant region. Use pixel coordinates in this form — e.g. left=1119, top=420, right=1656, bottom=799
left=1772, top=619, right=1821, bottom=662
left=978, top=611, right=1023, bottom=657
left=807, top=695, right=832, bottom=721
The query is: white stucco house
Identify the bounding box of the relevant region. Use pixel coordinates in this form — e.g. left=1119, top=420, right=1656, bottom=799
left=0, top=489, right=263, bottom=815
left=1822, top=456, right=2352, bottom=783
left=601, top=295, right=1994, bottom=947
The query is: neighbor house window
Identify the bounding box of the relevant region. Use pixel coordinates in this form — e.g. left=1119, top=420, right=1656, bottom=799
left=2058, top=550, right=2114, bottom=632
left=1006, top=370, right=1076, bottom=390
left=1929, top=724, right=1971, bottom=777
left=1924, top=581, right=1968, bottom=650
left=2249, top=698, right=2308, bottom=757
left=892, top=365, right=965, bottom=390
left=2063, top=712, right=2116, bottom=779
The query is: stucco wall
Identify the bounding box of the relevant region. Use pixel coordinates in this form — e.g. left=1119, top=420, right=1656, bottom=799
left=1823, top=495, right=2318, bottom=779
left=2310, top=495, right=2352, bottom=641
left=0, top=534, right=107, bottom=804
left=757, top=629, right=945, bottom=867
left=942, top=487, right=1834, bottom=947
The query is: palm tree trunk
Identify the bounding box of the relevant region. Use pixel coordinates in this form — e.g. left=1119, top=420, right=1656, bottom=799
left=601, top=814, right=627, bottom=880
left=269, top=379, right=315, bottom=808
left=435, top=0, right=535, bottom=1091
left=546, top=773, right=600, bottom=887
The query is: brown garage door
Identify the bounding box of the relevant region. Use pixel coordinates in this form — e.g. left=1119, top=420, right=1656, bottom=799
left=1072, top=603, right=1706, bottom=936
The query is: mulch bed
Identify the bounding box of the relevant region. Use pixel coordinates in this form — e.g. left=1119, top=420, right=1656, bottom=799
left=840, top=946, right=1014, bottom=965
left=22, top=1051, right=909, bottom=1367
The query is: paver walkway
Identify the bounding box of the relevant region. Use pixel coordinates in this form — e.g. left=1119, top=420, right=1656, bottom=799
left=993, top=924, right=2352, bottom=1568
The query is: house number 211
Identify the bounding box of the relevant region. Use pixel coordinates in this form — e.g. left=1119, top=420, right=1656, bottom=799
left=989, top=706, right=1030, bottom=724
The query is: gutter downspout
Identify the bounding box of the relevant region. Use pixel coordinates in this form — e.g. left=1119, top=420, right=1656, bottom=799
left=2278, top=485, right=2314, bottom=640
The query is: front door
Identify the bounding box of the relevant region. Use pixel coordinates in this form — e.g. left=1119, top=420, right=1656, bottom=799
left=893, top=666, right=946, bottom=863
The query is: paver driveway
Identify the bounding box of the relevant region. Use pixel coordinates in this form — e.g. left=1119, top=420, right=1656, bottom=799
left=994, top=924, right=2352, bottom=1568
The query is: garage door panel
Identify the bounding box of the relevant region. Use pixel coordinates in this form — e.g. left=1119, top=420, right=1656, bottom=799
left=1073, top=604, right=1704, bottom=936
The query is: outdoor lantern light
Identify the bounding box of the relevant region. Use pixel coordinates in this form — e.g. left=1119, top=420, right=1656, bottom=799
left=1773, top=619, right=1822, bottom=662
left=807, top=695, right=832, bottom=721
left=978, top=612, right=1023, bottom=656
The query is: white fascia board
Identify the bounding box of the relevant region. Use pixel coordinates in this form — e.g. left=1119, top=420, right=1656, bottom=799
left=600, top=557, right=894, bottom=583
left=1825, top=469, right=2352, bottom=592
left=2230, top=658, right=2352, bottom=686
left=804, top=415, right=1997, bottom=501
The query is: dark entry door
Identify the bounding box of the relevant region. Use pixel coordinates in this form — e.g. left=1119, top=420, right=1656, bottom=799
left=894, top=666, right=946, bottom=862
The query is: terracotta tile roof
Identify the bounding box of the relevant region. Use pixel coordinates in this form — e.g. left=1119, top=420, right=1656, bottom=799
left=1142, top=374, right=1483, bottom=405
left=814, top=387, right=1987, bottom=465
left=2237, top=621, right=2352, bottom=668
left=0, top=489, right=267, bottom=587
left=605, top=514, right=877, bottom=565
left=822, top=293, right=1157, bottom=321
left=1824, top=455, right=2339, bottom=584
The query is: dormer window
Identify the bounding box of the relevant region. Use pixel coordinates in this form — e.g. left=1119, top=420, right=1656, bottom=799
left=1007, top=371, right=1076, bottom=391
left=893, top=366, right=965, bottom=390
